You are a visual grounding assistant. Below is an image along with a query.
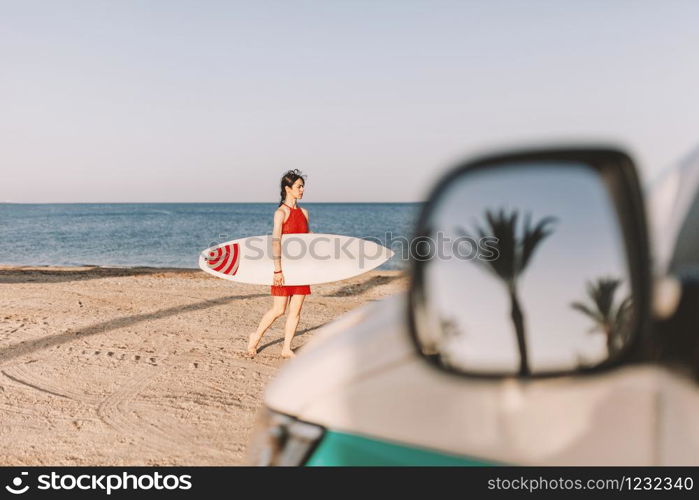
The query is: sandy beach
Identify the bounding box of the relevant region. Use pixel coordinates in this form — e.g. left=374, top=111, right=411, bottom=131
left=0, top=266, right=407, bottom=465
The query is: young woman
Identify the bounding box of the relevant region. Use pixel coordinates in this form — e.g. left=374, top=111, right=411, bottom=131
left=247, top=169, right=310, bottom=359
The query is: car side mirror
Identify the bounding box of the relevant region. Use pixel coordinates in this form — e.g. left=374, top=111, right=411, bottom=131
left=407, top=148, right=651, bottom=377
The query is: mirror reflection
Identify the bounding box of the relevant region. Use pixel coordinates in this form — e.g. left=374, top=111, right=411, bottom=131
left=416, top=162, right=634, bottom=375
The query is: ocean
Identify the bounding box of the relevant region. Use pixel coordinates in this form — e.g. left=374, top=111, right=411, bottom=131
left=0, top=203, right=421, bottom=270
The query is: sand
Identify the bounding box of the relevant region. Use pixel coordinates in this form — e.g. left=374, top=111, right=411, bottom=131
left=0, top=266, right=408, bottom=465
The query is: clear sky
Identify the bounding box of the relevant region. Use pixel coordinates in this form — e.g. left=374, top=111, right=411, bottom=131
left=2, top=0, right=699, bottom=203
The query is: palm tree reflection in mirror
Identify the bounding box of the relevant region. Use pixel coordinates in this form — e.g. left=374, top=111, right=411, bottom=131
left=570, top=277, right=633, bottom=357
left=457, top=208, right=557, bottom=376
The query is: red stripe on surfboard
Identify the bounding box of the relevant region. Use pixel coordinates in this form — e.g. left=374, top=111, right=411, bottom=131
left=229, top=246, right=240, bottom=275
left=222, top=243, right=240, bottom=275
left=212, top=245, right=231, bottom=272
left=206, top=247, right=225, bottom=267
left=221, top=244, right=234, bottom=274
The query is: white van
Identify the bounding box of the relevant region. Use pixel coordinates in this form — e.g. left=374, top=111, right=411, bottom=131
left=247, top=146, right=699, bottom=466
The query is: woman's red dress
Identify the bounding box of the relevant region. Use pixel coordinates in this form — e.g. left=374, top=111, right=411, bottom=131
left=271, top=204, right=311, bottom=296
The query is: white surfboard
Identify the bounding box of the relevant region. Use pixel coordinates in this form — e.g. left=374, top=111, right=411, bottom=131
left=199, top=233, right=395, bottom=285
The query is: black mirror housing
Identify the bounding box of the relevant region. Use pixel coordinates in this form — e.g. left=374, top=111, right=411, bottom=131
left=407, top=147, right=651, bottom=378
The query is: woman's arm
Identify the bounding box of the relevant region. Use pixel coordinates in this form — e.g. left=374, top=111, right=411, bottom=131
left=272, top=208, right=285, bottom=284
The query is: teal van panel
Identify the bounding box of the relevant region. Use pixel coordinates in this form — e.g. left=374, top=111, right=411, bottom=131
left=306, top=430, right=495, bottom=466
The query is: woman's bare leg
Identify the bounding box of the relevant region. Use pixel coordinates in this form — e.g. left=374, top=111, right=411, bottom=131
left=281, top=294, right=306, bottom=358
left=247, top=296, right=289, bottom=357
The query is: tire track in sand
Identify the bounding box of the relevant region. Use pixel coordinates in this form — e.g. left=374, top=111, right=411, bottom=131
left=95, top=356, right=236, bottom=460
left=1, top=364, right=101, bottom=404
left=2, top=343, right=261, bottom=461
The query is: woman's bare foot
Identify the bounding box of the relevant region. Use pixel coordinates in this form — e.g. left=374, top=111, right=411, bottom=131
left=281, top=348, right=295, bottom=359
left=246, top=336, right=260, bottom=358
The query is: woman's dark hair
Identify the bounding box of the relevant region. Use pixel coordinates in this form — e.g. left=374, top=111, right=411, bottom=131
left=279, top=169, right=306, bottom=206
